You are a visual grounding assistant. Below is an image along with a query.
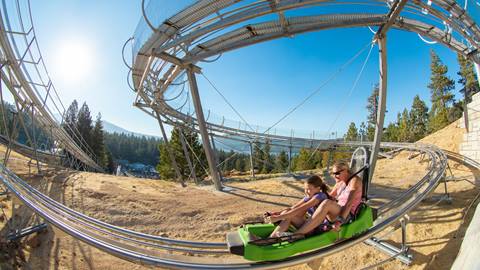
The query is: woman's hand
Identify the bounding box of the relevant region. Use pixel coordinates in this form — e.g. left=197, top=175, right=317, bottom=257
left=332, top=216, right=345, bottom=231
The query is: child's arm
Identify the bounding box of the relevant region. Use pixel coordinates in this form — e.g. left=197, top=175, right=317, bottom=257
left=267, top=198, right=304, bottom=216
left=329, top=183, right=339, bottom=198
left=270, top=197, right=324, bottom=223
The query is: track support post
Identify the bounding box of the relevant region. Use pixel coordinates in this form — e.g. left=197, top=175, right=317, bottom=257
left=369, top=35, right=387, bottom=186
left=249, top=141, right=255, bottom=178
left=186, top=66, right=222, bottom=191
left=365, top=215, right=413, bottom=265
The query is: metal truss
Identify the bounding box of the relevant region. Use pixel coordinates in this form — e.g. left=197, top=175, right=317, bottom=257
left=129, top=0, right=480, bottom=190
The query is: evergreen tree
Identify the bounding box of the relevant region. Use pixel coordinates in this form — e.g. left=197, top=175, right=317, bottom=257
left=397, top=108, right=411, bottom=142
left=105, top=149, right=115, bottom=173
left=76, top=102, right=94, bottom=152
left=274, top=150, right=289, bottom=173
left=457, top=53, right=480, bottom=103
left=344, top=122, right=359, bottom=141
left=156, top=127, right=207, bottom=182
left=235, top=155, right=245, bottom=171
left=366, top=84, right=379, bottom=141
left=294, top=148, right=315, bottom=171
left=91, top=113, right=106, bottom=167
left=383, top=122, right=398, bottom=142
left=428, top=50, right=455, bottom=131
left=157, top=142, right=174, bottom=179
left=312, top=150, right=323, bottom=169
left=409, top=95, right=429, bottom=141
left=252, top=139, right=263, bottom=172
left=260, top=139, right=273, bottom=174
left=63, top=100, right=78, bottom=138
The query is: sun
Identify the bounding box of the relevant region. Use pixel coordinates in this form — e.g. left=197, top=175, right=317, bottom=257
left=52, top=38, right=94, bottom=84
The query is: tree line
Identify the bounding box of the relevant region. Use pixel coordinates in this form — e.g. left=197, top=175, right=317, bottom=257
left=104, top=132, right=161, bottom=167
left=63, top=100, right=165, bottom=172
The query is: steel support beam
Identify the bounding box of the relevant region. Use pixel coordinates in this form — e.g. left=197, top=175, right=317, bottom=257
left=210, top=134, right=223, bottom=182
left=288, top=145, right=292, bottom=174
left=369, top=36, right=387, bottom=187
left=249, top=141, right=255, bottom=178
left=155, top=112, right=185, bottom=187
left=375, top=0, right=408, bottom=38
left=186, top=66, right=222, bottom=191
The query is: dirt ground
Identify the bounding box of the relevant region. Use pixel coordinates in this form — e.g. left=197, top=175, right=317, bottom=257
left=0, top=120, right=479, bottom=270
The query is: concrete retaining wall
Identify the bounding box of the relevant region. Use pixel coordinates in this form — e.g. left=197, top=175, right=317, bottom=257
left=460, top=92, right=480, bottom=162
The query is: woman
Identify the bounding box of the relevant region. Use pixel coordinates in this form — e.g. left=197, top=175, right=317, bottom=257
left=293, top=161, right=363, bottom=235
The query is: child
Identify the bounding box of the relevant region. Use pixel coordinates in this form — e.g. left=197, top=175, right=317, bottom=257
left=265, top=175, right=329, bottom=237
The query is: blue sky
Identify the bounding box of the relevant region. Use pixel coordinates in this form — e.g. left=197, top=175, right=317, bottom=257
left=29, top=1, right=479, bottom=138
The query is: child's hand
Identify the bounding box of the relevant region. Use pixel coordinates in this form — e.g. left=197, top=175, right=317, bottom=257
left=269, top=215, right=280, bottom=223
left=264, top=215, right=272, bottom=224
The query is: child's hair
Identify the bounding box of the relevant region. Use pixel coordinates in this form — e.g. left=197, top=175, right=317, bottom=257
left=306, top=175, right=329, bottom=194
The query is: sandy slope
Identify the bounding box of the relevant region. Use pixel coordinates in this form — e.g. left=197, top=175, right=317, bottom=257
left=0, top=120, right=479, bottom=270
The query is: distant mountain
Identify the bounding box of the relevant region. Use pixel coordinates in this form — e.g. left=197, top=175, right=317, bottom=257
left=102, top=120, right=160, bottom=139
left=53, top=113, right=160, bottom=139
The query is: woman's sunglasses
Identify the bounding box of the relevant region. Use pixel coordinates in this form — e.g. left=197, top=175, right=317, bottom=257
left=331, top=169, right=344, bottom=176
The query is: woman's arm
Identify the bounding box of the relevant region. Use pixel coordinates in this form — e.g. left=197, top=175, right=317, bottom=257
left=338, top=177, right=362, bottom=219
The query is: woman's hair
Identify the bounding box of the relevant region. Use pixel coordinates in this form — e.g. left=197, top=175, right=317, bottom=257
left=331, top=161, right=351, bottom=174
left=306, top=175, right=329, bottom=194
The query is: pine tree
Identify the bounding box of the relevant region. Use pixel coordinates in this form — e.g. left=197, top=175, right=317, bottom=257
left=457, top=53, right=480, bottom=103
left=383, top=122, right=398, bottom=142
left=76, top=102, right=94, bottom=152
left=409, top=95, right=429, bottom=141
left=157, top=142, right=174, bottom=179
left=156, top=127, right=207, bottom=182
left=63, top=100, right=78, bottom=138
left=235, top=156, right=245, bottom=172
left=344, top=122, right=359, bottom=141
left=428, top=50, right=455, bottom=132
left=91, top=113, right=106, bottom=167
left=274, top=150, right=289, bottom=173
left=312, top=150, right=323, bottom=169
left=260, top=139, right=273, bottom=174
left=105, top=149, right=115, bottom=173
left=295, top=148, right=315, bottom=171
left=366, top=84, right=379, bottom=141
left=397, top=108, right=411, bottom=142
left=252, top=139, right=263, bottom=173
